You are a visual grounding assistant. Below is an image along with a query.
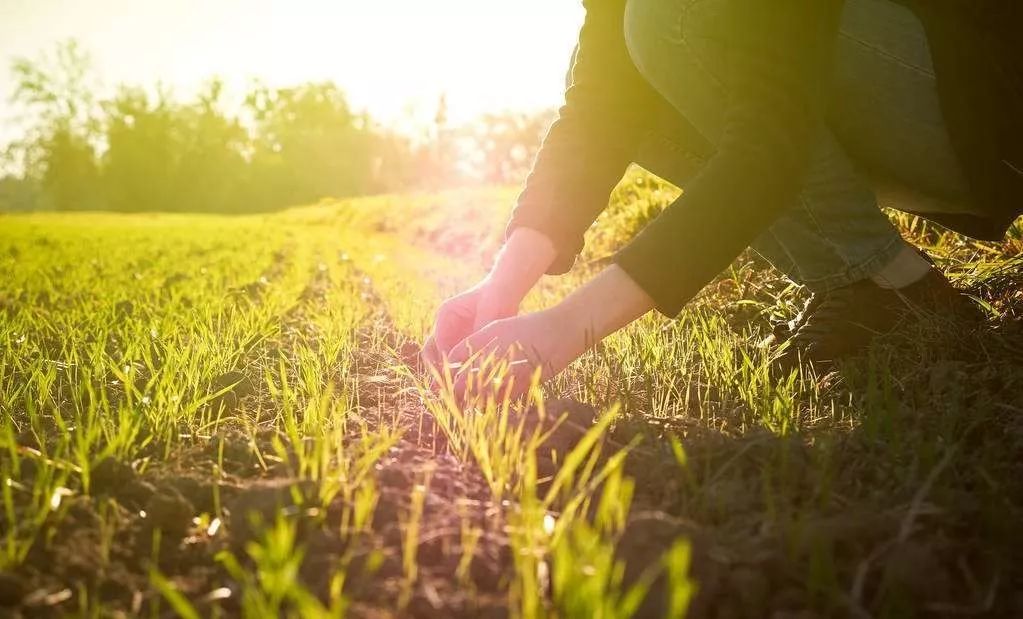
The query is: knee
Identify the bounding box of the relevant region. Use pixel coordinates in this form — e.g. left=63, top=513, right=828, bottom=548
left=623, top=0, right=662, bottom=79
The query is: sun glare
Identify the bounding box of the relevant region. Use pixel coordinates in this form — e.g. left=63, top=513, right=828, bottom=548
left=0, top=0, right=583, bottom=132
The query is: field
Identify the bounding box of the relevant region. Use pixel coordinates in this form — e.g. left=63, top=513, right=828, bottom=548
left=1, top=170, right=1022, bottom=618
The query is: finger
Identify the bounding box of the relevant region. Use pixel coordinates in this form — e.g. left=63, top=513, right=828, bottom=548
left=429, top=371, right=443, bottom=394
left=420, top=338, right=445, bottom=392
left=452, top=362, right=500, bottom=406
left=434, top=303, right=474, bottom=354
left=432, top=352, right=462, bottom=394
left=454, top=345, right=535, bottom=405
left=423, top=335, right=462, bottom=392
left=472, top=298, right=507, bottom=333
left=448, top=329, right=500, bottom=366
left=453, top=339, right=531, bottom=381
left=452, top=370, right=468, bottom=405
left=470, top=356, right=530, bottom=403
left=508, top=362, right=544, bottom=401
left=420, top=335, right=441, bottom=369
left=450, top=337, right=500, bottom=401
left=451, top=357, right=494, bottom=406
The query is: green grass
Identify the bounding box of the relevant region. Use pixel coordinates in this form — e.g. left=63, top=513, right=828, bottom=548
left=0, top=169, right=1021, bottom=618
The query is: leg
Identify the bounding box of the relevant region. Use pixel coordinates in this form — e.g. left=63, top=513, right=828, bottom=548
left=623, top=0, right=924, bottom=293
left=563, top=43, right=711, bottom=187
left=827, top=0, right=975, bottom=214
left=623, top=0, right=977, bottom=365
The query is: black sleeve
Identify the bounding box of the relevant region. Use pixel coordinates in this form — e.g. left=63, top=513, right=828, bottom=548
left=615, top=1, right=845, bottom=316
left=505, top=0, right=661, bottom=274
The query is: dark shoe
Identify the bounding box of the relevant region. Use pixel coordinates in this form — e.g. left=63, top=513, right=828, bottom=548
left=773, top=269, right=976, bottom=369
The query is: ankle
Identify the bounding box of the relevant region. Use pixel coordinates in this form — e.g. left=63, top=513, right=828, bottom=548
left=871, top=245, right=932, bottom=289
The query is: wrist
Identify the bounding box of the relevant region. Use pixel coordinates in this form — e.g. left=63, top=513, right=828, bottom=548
left=553, top=264, right=655, bottom=347
left=486, top=228, right=556, bottom=305
left=476, top=280, right=521, bottom=318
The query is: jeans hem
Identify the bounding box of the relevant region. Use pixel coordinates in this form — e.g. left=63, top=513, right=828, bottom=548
left=796, top=235, right=905, bottom=293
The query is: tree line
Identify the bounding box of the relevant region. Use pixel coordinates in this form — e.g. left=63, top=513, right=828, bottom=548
left=0, top=41, right=554, bottom=213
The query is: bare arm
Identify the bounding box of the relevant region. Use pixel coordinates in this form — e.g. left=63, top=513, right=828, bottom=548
left=422, top=228, right=556, bottom=366
left=447, top=264, right=654, bottom=398
left=483, top=228, right=557, bottom=316
left=550, top=263, right=655, bottom=352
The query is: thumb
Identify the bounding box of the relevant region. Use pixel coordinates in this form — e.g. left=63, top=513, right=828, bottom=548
left=420, top=335, right=441, bottom=370
left=435, top=303, right=474, bottom=354
left=448, top=327, right=498, bottom=366
left=472, top=295, right=515, bottom=333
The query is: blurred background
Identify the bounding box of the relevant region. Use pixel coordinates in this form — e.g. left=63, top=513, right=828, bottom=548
left=0, top=0, right=583, bottom=213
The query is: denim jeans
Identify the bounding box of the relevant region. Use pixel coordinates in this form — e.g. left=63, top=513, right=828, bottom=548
left=609, top=0, right=974, bottom=292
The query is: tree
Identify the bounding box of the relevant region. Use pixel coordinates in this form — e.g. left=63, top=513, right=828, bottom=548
left=10, top=40, right=102, bottom=210
left=245, top=82, right=375, bottom=209
left=179, top=80, right=249, bottom=211
left=101, top=80, right=248, bottom=212
left=7, top=40, right=535, bottom=213
left=0, top=176, right=41, bottom=212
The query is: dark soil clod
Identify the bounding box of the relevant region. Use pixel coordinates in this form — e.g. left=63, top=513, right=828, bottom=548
left=143, top=488, right=195, bottom=539
left=91, top=458, right=137, bottom=496
left=207, top=370, right=256, bottom=412
left=0, top=572, right=27, bottom=607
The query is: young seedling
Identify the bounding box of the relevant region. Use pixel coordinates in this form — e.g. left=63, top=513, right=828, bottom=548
left=398, top=466, right=433, bottom=611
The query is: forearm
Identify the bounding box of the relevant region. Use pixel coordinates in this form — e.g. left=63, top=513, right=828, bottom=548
left=504, top=0, right=659, bottom=277
left=612, top=4, right=838, bottom=317
left=552, top=264, right=655, bottom=350
left=484, top=227, right=557, bottom=307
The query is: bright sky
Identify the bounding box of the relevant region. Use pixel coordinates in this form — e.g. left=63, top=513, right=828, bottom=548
left=0, top=0, right=583, bottom=147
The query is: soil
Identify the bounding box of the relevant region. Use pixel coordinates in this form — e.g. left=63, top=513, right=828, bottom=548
left=3, top=281, right=1023, bottom=618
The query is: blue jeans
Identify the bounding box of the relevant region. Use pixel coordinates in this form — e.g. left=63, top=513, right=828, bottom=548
left=613, top=0, right=974, bottom=292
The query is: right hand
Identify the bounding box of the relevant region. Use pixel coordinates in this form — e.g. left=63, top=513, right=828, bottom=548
left=421, top=281, right=519, bottom=372
left=420, top=227, right=558, bottom=378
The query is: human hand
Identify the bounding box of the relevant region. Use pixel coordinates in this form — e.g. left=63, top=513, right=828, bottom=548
left=421, top=280, right=519, bottom=371
left=421, top=228, right=557, bottom=372
left=440, top=264, right=657, bottom=402
left=445, top=308, right=585, bottom=401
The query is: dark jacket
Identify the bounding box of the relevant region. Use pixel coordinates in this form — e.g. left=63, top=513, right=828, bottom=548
left=507, top=0, right=1023, bottom=316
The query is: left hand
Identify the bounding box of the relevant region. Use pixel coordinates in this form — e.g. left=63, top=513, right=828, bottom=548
left=444, top=308, right=585, bottom=401
left=435, top=264, right=657, bottom=403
